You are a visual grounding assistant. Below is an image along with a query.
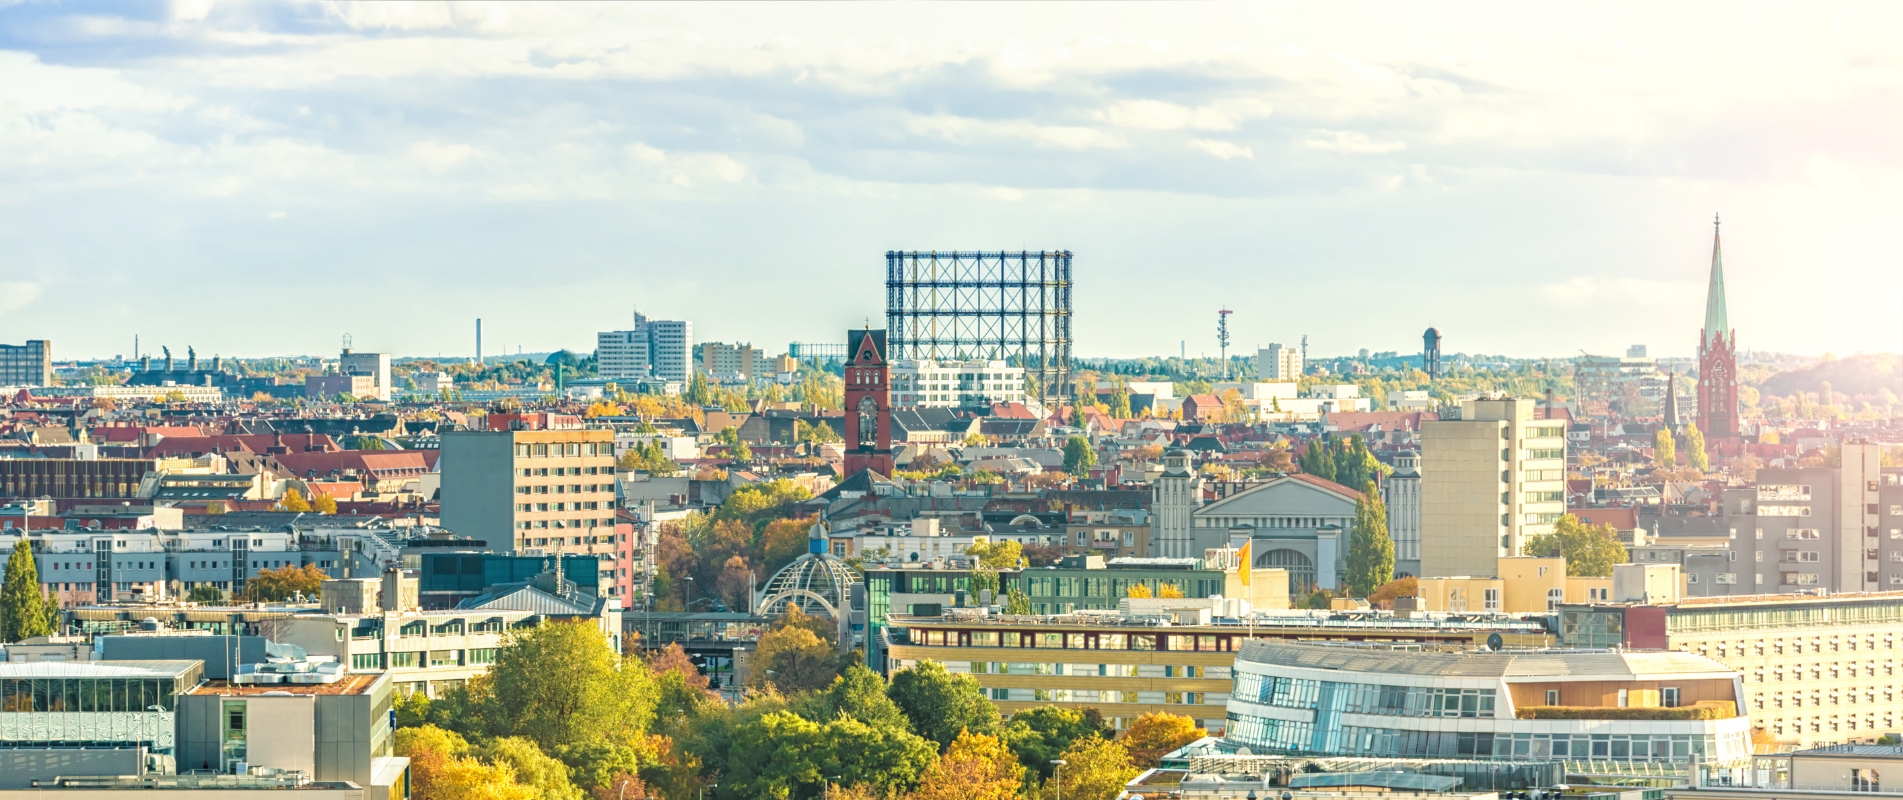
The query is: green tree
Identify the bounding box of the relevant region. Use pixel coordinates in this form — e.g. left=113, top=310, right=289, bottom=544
left=797, top=664, right=910, bottom=730
left=1685, top=421, right=1709, bottom=472
left=1107, top=379, right=1132, bottom=420
left=751, top=624, right=847, bottom=694
left=1344, top=481, right=1395, bottom=597
left=1003, top=588, right=1032, bottom=615
left=888, top=660, right=1000, bottom=749
left=730, top=440, right=752, bottom=461
left=1522, top=514, right=1629, bottom=577
left=1, top=543, right=55, bottom=642
left=477, top=737, right=586, bottom=800
left=469, top=621, right=658, bottom=783
left=1298, top=438, right=1337, bottom=483
left=1002, top=706, right=1111, bottom=780
left=1043, top=734, right=1140, bottom=800
left=1062, top=436, right=1098, bottom=475
left=722, top=710, right=934, bottom=800
left=186, top=585, right=226, bottom=604
left=246, top=564, right=328, bottom=602
left=1654, top=427, right=1676, bottom=468
left=354, top=435, right=386, bottom=450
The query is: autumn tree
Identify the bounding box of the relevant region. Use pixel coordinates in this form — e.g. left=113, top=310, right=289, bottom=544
left=1654, top=428, right=1676, bottom=468
left=907, top=730, right=1023, bottom=800
left=1367, top=576, right=1418, bottom=608
left=1002, top=706, right=1112, bottom=780
left=1118, top=713, right=1206, bottom=768
left=888, top=660, right=1001, bottom=748
left=751, top=624, right=846, bottom=694
left=246, top=564, right=328, bottom=602
left=1043, top=734, right=1140, bottom=800
left=311, top=492, right=339, bottom=514
left=397, top=725, right=536, bottom=800
left=278, top=487, right=312, bottom=512
left=1, top=542, right=56, bottom=642
left=1344, top=481, right=1395, bottom=597
left=1125, top=582, right=1153, bottom=598
left=1522, top=514, right=1629, bottom=577
left=965, top=539, right=1024, bottom=569
left=1685, top=421, right=1709, bottom=472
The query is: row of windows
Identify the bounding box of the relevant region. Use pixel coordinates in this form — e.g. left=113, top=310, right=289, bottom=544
left=513, top=484, right=610, bottom=495
left=1334, top=727, right=1728, bottom=763
left=920, top=629, right=1228, bottom=651
left=1694, top=632, right=1898, bottom=657
left=966, top=662, right=1229, bottom=679
left=354, top=648, right=499, bottom=670
left=986, top=687, right=1217, bottom=705
left=516, top=502, right=604, bottom=512
left=0, top=678, right=182, bottom=713
left=512, top=442, right=611, bottom=457
left=515, top=520, right=615, bottom=530
left=1234, top=673, right=1498, bottom=718
left=515, top=467, right=608, bottom=477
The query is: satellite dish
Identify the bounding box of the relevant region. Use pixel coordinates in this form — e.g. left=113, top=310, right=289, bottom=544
left=1487, top=633, right=1504, bottom=651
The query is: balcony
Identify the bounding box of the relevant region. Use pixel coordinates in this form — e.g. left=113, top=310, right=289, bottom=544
left=1517, top=701, right=1737, bottom=721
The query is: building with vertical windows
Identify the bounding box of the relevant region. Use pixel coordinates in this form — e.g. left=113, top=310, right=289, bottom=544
left=337, top=348, right=393, bottom=402
left=1152, top=450, right=1204, bottom=559
left=888, top=359, right=1028, bottom=409
left=4, top=527, right=345, bottom=606
left=597, top=311, right=693, bottom=384
left=843, top=328, right=894, bottom=477
left=697, top=341, right=767, bottom=383
left=1386, top=450, right=1423, bottom=577
left=1225, top=640, right=1751, bottom=780
left=884, top=608, right=1551, bottom=733
left=0, top=339, right=50, bottom=386
left=177, top=671, right=406, bottom=793
left=1560, top=591, right=1903, bottom=747
left=0, top=660, right=203, bottom=752
left=439, top=414, right=618, bottom=556
left=1257, top=343, right=1302, bottom=380
left=1420, top=397, right=1566, bottom=578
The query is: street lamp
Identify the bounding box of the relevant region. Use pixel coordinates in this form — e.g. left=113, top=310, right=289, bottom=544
left=1051, top=759, right=1067, bottom=800
left=824, top=775, right=841, bottom=800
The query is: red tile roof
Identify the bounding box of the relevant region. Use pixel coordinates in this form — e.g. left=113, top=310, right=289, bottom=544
left=1569, top=507, right=1639, bottom=530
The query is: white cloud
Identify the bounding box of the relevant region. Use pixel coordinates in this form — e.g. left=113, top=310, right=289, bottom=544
left=1095, top=98, right=1272, bottom=131
left=1303, top=131, right=1407, bottom=154
left=409, top=140, right=484, bottom=171
left=0, top=281, right=42, bottom=314
left=904, top=114, right=1127, bottom=150
left=1188, top=139, right=1254, bottom=161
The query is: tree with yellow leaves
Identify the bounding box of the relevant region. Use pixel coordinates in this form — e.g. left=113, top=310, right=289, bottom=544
left=278, top=487, right=312, bottom=512
left=311, top=492, right=339, bottom=515
left=1157, top=583, right=1184, bottom=599
left=1125, top=582, right=1152, bottom=598
left=906, top=730, right=1024, bottom=800
left=397, top=725, right=538, bottom=800
left=1119, top=712, right=1207, bottom=767
left=1041, top=734, right=1140, bottom=800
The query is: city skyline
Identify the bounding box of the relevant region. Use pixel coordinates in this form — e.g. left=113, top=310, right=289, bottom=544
left=4, top=3, right=1902, bottom=358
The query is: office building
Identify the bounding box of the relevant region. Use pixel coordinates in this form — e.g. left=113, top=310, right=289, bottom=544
left=597, top=311, right=692, bottom=383
left=337, top=348, right=393, bottom=402
left=438, top=414, right=617, bottom=555
left=3, top=527, right=347, bottom=605
left=1257, top=343, right=1302, bottom=380
left=888, top=359, right=1029, bottom=409
left=1386, top=450, right=1423, bottom=577
left=0, top=339, right=50, bottom=386
left=1718, top=441, right=1891, bottom=595
left=698, top=341, right=767, bottom=382
left=1225, top=641, right=1751, bottom=777
left=884, top=606, right=1551, bottom=732
left=1420, top=397, right=1566, bottom=578
left=0, top=457, right=156, bottom=501
left=177, top=670, right=406, bottom=793
left=1561, top=591, right=1903, bottom=747
left=0, top=659, right=203, bottom=752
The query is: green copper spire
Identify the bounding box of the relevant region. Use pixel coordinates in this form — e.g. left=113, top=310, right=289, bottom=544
left=1703, top=213, right=1728, bottom=348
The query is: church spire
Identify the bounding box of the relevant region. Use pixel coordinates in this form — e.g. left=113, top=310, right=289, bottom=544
left=1703, top=213, right=1728, bottom=347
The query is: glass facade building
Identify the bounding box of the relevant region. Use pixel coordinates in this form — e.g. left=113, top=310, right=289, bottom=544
left=0, top=660, right=204, bottom=751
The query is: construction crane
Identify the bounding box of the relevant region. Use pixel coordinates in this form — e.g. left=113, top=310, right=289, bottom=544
left=1217, top=308, right=1233, bottom=380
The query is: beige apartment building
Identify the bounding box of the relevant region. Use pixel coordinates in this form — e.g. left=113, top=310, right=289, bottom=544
left=440, top=418, right=618, bottom=555
left=1420, top=397, right=1566, bottom=578
left=1563, top=592, right=1903, bottom=747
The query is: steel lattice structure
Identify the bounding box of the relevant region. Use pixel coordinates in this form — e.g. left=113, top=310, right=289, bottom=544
left=884, top=250, right=1073, bottom=403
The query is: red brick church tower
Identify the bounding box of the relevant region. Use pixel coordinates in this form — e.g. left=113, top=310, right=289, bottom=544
left=843, top=328, right=894, bottom=477
left=1697, top=215, right=1740, bottom=440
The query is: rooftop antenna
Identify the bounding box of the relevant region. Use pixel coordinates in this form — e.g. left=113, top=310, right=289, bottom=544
left=1217, top=308, right=1233, bottom=380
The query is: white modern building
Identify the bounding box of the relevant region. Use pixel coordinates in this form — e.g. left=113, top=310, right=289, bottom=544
left=597, top=311, right=693, bottom=383
left=1258, top=343, right=1302, bottom=380
left=889, top=359, right=1027, bottom=409
left=338, top=349, right=393, bottom=401
left=1226, top=641, right=1752, bottom=778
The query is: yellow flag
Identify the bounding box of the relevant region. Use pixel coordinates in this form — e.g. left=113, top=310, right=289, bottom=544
left=1237, top=540, right=1252, bottom=587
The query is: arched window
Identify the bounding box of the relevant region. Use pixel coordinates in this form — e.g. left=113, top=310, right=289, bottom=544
left=856, top=396, right=878, bottom=446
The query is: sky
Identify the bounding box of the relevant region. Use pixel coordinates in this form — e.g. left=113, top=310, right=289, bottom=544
left=3, top=1, right=1902, bottom=362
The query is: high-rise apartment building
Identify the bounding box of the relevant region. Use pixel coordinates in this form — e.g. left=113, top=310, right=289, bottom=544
left=1385, top=450, right=1423, bottom=577
left=440, top=414, right=618, bottom=556
left=888, top=359, right=1028, bottom=409
left=0, top=340, right=50, bottom=386
left=1420, top=397, right=1566, bottom=578
left=698, top=341, right=766, bottom=382
left=1256, top=343, right=1301, bottom=380
left=597, top=312, right=692, bottom=384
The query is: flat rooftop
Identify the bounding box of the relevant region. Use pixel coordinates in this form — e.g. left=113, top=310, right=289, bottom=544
left=187, top=673, right=381, bottom=696
left=1237, top=640, right=1735, bottom=680
left=0, top=660, right=202, bottom=679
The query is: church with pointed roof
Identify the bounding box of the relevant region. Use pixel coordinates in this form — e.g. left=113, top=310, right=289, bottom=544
left=1696, top=215, right=1740, bottom=442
